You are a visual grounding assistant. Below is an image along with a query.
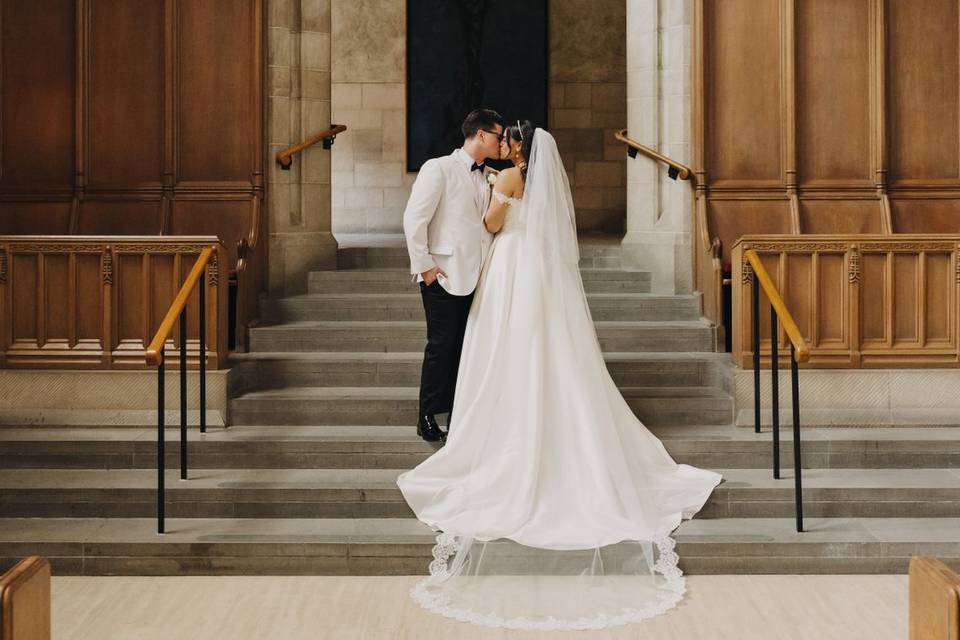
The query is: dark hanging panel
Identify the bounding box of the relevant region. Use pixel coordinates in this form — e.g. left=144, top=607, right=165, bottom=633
left=406, top=0, right=548, bottom=171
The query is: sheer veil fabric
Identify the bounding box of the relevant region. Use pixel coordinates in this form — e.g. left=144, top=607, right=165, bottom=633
left=396, top=129, right=722, bottom=631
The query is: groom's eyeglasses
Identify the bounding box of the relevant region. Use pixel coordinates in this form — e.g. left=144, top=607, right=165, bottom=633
left=481, top=129, right=505, bottom=142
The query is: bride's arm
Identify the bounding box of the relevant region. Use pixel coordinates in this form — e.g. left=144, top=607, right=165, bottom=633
left=483, top=169, right=520, bottom=234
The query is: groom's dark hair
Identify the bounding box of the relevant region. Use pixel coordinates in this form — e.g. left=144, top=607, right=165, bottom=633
left=462, top=108, right=504, bottom=139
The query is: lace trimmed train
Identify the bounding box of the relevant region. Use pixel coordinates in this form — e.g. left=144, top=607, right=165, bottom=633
left=409, top=532, right=687, bottom=631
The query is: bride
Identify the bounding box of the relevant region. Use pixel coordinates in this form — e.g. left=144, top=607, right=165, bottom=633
left=396, top=121, right=722, bottom=631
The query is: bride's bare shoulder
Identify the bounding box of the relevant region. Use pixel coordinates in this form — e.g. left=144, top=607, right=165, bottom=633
left=495, top=166, right=523, bottom=189
left=499, top=166, right=522, bottom=179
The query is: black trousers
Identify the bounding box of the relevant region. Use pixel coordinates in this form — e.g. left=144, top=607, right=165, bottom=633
left=418, top=280, right=475, bottom=417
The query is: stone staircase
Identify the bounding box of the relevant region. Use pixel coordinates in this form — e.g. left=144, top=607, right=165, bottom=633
left=232, top=243, right=732, bottom=429
left=0, top=240, right=958, bottom=575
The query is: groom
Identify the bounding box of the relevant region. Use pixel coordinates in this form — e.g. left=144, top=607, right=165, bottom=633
left=403, top=108, right=503, bottom=442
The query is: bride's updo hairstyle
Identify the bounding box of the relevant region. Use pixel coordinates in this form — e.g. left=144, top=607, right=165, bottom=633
left=504, top=119, right=535, bottom=179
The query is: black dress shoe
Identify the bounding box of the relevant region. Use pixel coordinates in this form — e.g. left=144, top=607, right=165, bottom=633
left=416, top=414, right=445, bottom=442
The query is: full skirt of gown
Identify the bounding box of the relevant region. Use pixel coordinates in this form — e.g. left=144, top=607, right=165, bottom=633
left=397, top=203, right=722, bottom=631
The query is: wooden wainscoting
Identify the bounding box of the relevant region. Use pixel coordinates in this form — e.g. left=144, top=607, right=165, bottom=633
left=730, top=235, right=960, bottom=368
left=0, top=236, right=228, bottom=369
left=691, top=1, right=960, bottom=330
left=0, top=0, right=266, bottom=351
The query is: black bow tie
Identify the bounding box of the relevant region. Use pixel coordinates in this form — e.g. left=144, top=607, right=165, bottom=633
left=470, top=162, right=484, bottom=172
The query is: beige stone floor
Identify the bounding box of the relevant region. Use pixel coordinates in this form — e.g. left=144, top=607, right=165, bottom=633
left=52, top=574, right=907, bottom=639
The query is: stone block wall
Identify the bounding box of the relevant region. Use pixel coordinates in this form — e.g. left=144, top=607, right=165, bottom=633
left=330, top=0, right=627, bottom=236
left=330, top=0, right=409, bottom=234
left=549, top=0, right=628, bottom=234
left=267, top=0, right=337, bottom=296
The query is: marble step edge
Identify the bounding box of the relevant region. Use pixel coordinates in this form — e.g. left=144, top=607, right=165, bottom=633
left=265, top=292, right=698, bottom=304
left=228, top=385, right=731, bottom=401
left=228, top=350, right=732, bottom=364
left=1, top=468, right=956, bottom=494
left=3, top=443, right=955, bottom=470
left=1, top=517, right=957, bottom=547
left=0, top=517, right=957, bottom=576
left=308, top=268, right=652, bottom=279
left=335, top=241, right=626, bottom=254
left=4, top=424, right=959, bottom=445
left=248, top=319, right=713, bottom=331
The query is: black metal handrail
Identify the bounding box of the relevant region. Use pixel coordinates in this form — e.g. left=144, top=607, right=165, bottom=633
left=744, top=248, right=810, bottom=532
left=145, top=246, right=216, bottom=534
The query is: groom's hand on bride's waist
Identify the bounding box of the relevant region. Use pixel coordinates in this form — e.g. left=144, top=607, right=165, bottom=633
left=422, top=266, right=446, bottom=286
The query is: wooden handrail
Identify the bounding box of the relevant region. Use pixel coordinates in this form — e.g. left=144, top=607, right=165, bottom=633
left=276, top=124, right=347, bottom=169
left=744, top=249, right=810, bottom=363
left=615, top=129, right=694, bottom=181
left=1, top=556, right=51, bottom=639
left=145, top=246, right=216, bottom=366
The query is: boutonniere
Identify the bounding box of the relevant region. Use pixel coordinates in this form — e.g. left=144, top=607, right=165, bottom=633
left=484, top=168, right=499, bottom=188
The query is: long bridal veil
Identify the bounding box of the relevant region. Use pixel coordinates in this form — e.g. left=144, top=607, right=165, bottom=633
left=404, top=128, right=720, bottom=630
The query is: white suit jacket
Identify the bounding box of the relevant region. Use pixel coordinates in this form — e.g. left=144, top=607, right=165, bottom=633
left=403, top=149, right=494, bottom=296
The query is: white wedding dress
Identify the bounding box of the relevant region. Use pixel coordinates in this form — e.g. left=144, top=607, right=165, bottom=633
left=396, top=129, right=722, bottom=631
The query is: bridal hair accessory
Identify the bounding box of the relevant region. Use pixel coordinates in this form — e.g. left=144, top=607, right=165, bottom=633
left=517, top=120, right=524, bottom=140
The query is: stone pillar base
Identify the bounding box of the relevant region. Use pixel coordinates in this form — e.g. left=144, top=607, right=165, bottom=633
left=269, top=231, right=339, bottom=297
left=621, top=230, right=692, bottom=294
left=0, top=369, right=231, bottom=427
left=733, top=367, right=960, bottom=428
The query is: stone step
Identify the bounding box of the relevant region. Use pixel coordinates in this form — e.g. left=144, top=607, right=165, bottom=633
left=337, top=242, right=625, bottom=270
left=247, top=320, right=716, bottom=353
left=226, top=385, right=733, bottom=427
left=3, top=425, right=958, bottom=470
left=260, top=292, right=702, bottom=322
left=229, top=351, right=729, bottom=389
left=307, top=268, right=652, bottom=294
left=0, top=515, right=955, bottom=575
left=2, top=468, right=957, bottom=520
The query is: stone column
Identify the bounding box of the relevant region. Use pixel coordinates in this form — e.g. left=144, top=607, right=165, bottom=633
left=267, top=0, right=337, bottom=297
left=330, top=0, right=407, bottom=237
left=622, top=0, right=693, bottom=294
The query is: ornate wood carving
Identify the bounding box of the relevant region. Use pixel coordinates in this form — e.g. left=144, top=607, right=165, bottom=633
left=7, top=243, right=104, bottom=254
left=848, top=247, right=860, bottom=284
left=859, top=242, right=956, bottom=252
left=209, top=251, right=219, bottom=287
left=113, top=244, right=216, bottom=254
left=102, top=249, right=113, bottom=285
left=741, top=242, right=848, bottom=253
left=956, top=246, right=960, bottom=285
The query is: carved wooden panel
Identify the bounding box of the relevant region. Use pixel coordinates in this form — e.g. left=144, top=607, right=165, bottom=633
left=891, top=198, right=960, bottom=233
left=0, top=0, right=265, bottom=248
left=796, top=0, right=873, bottom=187
left=0, top=203, right=72, bottom=235
left=694, top=0, right=960, bottom=337
left=704, top=0, right=784, bottom=187
left=800, top=200, right=884, bottom=234
left=87, top=0, right=164, bottom=189
left=0, top=236, right=228, bottom=368
left=707, top=198, right=793, bottom=267
left=887, top=0, right=960, bottom=186
left=169, top=198, right=257, bottom=266
left=0, top=0, right=75, bottom=190
left=177, top=0, right=260, bottom=186
left=731, top=235, right=960, bottom=368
